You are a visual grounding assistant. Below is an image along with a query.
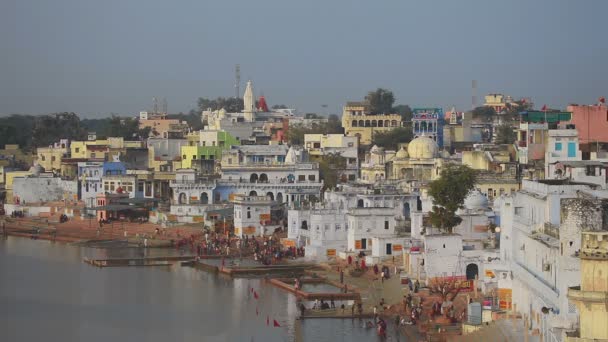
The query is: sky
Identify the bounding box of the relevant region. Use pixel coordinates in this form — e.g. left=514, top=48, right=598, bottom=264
left=2, top=0, right=608, bottom=118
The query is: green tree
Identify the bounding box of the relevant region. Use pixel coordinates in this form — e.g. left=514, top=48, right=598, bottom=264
left=32, top=112, right=86, bottom=147
left=393, top=104, right=413, bottom=122
left=428, top=164, right=477, bottom=233
left=503, top=100, right=533, bottom=122
left=471, top=106, right=496, bottom=122
left=365, top=88, right=395, bottom=114
left=372, top=127, right=413, bottom=150
left=0, top=114, right=36, bottom=149
left=495, top=123, right=517, bottom=144
left=318, top=153, right=347, bottom=191
left=197, top=96, right=243, bottom=113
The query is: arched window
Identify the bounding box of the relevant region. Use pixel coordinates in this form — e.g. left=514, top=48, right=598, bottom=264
left=365, top=120, right=371, bottom=127
left=276, top=192, right=283, bottom=203
left=352, top=120, right=358, bottom=127
left=371, top=120, right=377, bottom=127
left=358, top=120, right=364, bottom=127
left=178, top=193, right=187, bottom=204
left=249, top=190, right=258, bottom=196
left=357, top=199, right=364, bottom=208
left=200, top=193, right=209, bottom=204
left=385, top=120, right=390, bottom=127
left=266, top=192, right=274, bottom=201
left=259, top=173, right=268, bottom=183
left=247, top=207, right=251, bottom=219
left=378, top=120, right=384, bottom=127
left=391, top=120, right=398, bottom=127
left=250, top=173, right=258, bottom=183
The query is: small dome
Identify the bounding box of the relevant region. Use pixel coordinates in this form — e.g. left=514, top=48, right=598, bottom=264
left=395, top=146, right=409, bottom=159
left=463, top=190, right=489, bottom=210
left=407, top=135, right=438, bottom=159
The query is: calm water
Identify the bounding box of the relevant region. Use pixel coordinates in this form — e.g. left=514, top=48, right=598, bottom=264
left=0, top=237, right=404, bottom=342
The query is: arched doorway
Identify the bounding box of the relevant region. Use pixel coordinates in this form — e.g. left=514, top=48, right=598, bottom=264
left=266, top=192, right=274, bottom=201
left=466, top=263, right=479, bottom=280
left=250, top=174, right=259, bottom=183
left=178, top=193, right=187, bottom=204
left=357, top=199, right=364, bottom=208
left=259, top=173, right=268, bottom=183
left=276, top=192, right=283, bottom=203
left=200, top=193, right=209, bottom=204
left=249, top=190, right=258, bottom=196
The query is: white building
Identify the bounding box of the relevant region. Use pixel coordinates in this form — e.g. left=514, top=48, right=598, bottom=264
left=498, top=179, right=608, bottom=341
left=288, top=183, right=419, bottom=261
left=304, top=134, right=359, bottom=181
left=233, top=194, right=272, bottom=237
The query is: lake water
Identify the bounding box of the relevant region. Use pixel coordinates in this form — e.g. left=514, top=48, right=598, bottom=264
left=0, top=237, right=405, bottom=341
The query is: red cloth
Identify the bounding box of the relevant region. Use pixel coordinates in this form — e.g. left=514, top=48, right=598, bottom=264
left=273, top=319, right=281, bottom=327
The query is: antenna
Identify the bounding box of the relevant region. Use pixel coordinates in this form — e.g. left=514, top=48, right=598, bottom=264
left=235, top=64, right=241, bottom=98
left=153, top=96, right=158, bottom=114
left=162, top=97, right=168, bottom=114
left=471, top=80, right=477, bottom=110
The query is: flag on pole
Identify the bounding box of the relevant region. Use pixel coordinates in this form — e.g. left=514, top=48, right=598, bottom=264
left=541, top=104, right=547, bottom=111
left=254, top=291, right=259, bottom=299
left=273, top=320, right=281, bottom=327
left=266, top=316, right=270, bottom=326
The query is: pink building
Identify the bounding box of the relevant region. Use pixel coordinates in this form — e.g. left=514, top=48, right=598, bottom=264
left=567, top=101, right=608, bottom=144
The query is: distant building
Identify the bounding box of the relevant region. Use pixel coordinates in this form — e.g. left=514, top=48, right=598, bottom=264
left=232, top=194, right=272, bottom=237
left=412, top=108, right=444, bottom=147
left=139, top=111, right=188, bottom=138
left=341, top=102, right=402, bottom=145
left=304, top=134, right=359, bottom=182
left=36, top=139, right=70, bottom=173
left=567, top=100, right=608, bottom=146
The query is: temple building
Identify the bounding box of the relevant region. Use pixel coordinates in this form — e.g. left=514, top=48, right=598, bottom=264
left=341, top=102, right=402, bottom=145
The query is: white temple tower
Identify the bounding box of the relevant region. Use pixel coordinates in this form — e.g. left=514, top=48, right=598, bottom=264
left=243, top=80, right=256, bottom=122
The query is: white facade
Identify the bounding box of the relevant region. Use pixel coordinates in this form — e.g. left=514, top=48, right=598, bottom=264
left=545, top=129, right=582, bottom=179
left=233, top=194, right=272, bottom=237
left=498, top=179, right=608, bottom=341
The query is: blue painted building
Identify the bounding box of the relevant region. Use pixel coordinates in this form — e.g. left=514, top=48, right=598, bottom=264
left=412, top=108, right=444, bottom=148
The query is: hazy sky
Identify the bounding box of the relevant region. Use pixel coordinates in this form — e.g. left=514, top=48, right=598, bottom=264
left=2, top=0, right=607, bottom=118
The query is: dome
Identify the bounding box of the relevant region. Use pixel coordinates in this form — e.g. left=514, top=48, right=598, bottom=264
left=395, top=146, right=409, bottom=159
left=463, top=190, right=489, bottom=210
left=407, top=135, right=438, bottom=159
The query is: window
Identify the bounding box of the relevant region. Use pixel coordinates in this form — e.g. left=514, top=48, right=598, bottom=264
left=110, top=182, right=115, bottom=191
left=104, top=182, right=109, bottom=191
left=75, top=148, right=80, bottom=153
left=298, top=175, right=306, bottom=181
left=555, top=142, right=562, bottom=151
left=91, top=153, right=96, bottom=158
left=138, top=182, right=144, bottom=192
left=348, top=142, right=354, bottom=147
left=568, top=142, right=577, bottom=157
left=336, top=224, right=341, bottom=230
left=313, top=142, right=320, bottom=148
left=308, top=175, right=315, bottom=181
left=385, top=221, right=389, bottom=230
left=51, top=156, right=56, bottom=162
left=41, top=155, right=45, bottom=161
left=301, top=220, right=308, bottom=230
left=202, top=141, right=206, bottom=146
left=192, top=155, right=197, bottom=160
left=246, top=207, right=251, bottom=219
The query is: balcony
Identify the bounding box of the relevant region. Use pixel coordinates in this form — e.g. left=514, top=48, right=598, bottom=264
left=568, top=286, right=608, bottom=304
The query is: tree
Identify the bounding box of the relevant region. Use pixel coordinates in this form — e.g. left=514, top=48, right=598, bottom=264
left=32, top=112, right=86, bottom=147
left=471, top=106, right=496, bottom=122
left=428, top=164, right=477, bottom=233
left=393, top=104, right=413, bottom=122
left=503, top=100, right=533, bottom=122
left=318, top=153, right=347, bottom=191
left=372, top=127, right=412, bottom=150
left=428, top=276, right=465, bottom=302
left=197, top=96, right=243, bottom=113
left=494, top=123, right=517, bottom=144
left=0, top=114, right=36, bottom=149
left=365, top=88, right=395, bottom=114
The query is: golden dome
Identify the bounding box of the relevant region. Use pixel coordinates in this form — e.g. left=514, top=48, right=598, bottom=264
left=407, top=135, right=438, bottom=159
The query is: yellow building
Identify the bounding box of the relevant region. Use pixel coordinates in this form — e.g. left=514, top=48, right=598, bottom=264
left=484, top=94, right=513, bottom=113
left=341, top=102, right=402, bottom=145
left=36, top=145, right=69, bottom=172
left=70, top=138, right=145, bottom=160
left=462, top=147, right=520, bottom=200
left=567, top=231, right=608, bottom=341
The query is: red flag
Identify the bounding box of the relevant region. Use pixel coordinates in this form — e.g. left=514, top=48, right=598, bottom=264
left=254, top=291, right=259, bottom=299
left=266, top=316, right=269, bottom=326
left=273, top=319, right=281, bottom=327
left=600, top=97, right=606, bottom=104
left=541, top=104, right=547, bottom=111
